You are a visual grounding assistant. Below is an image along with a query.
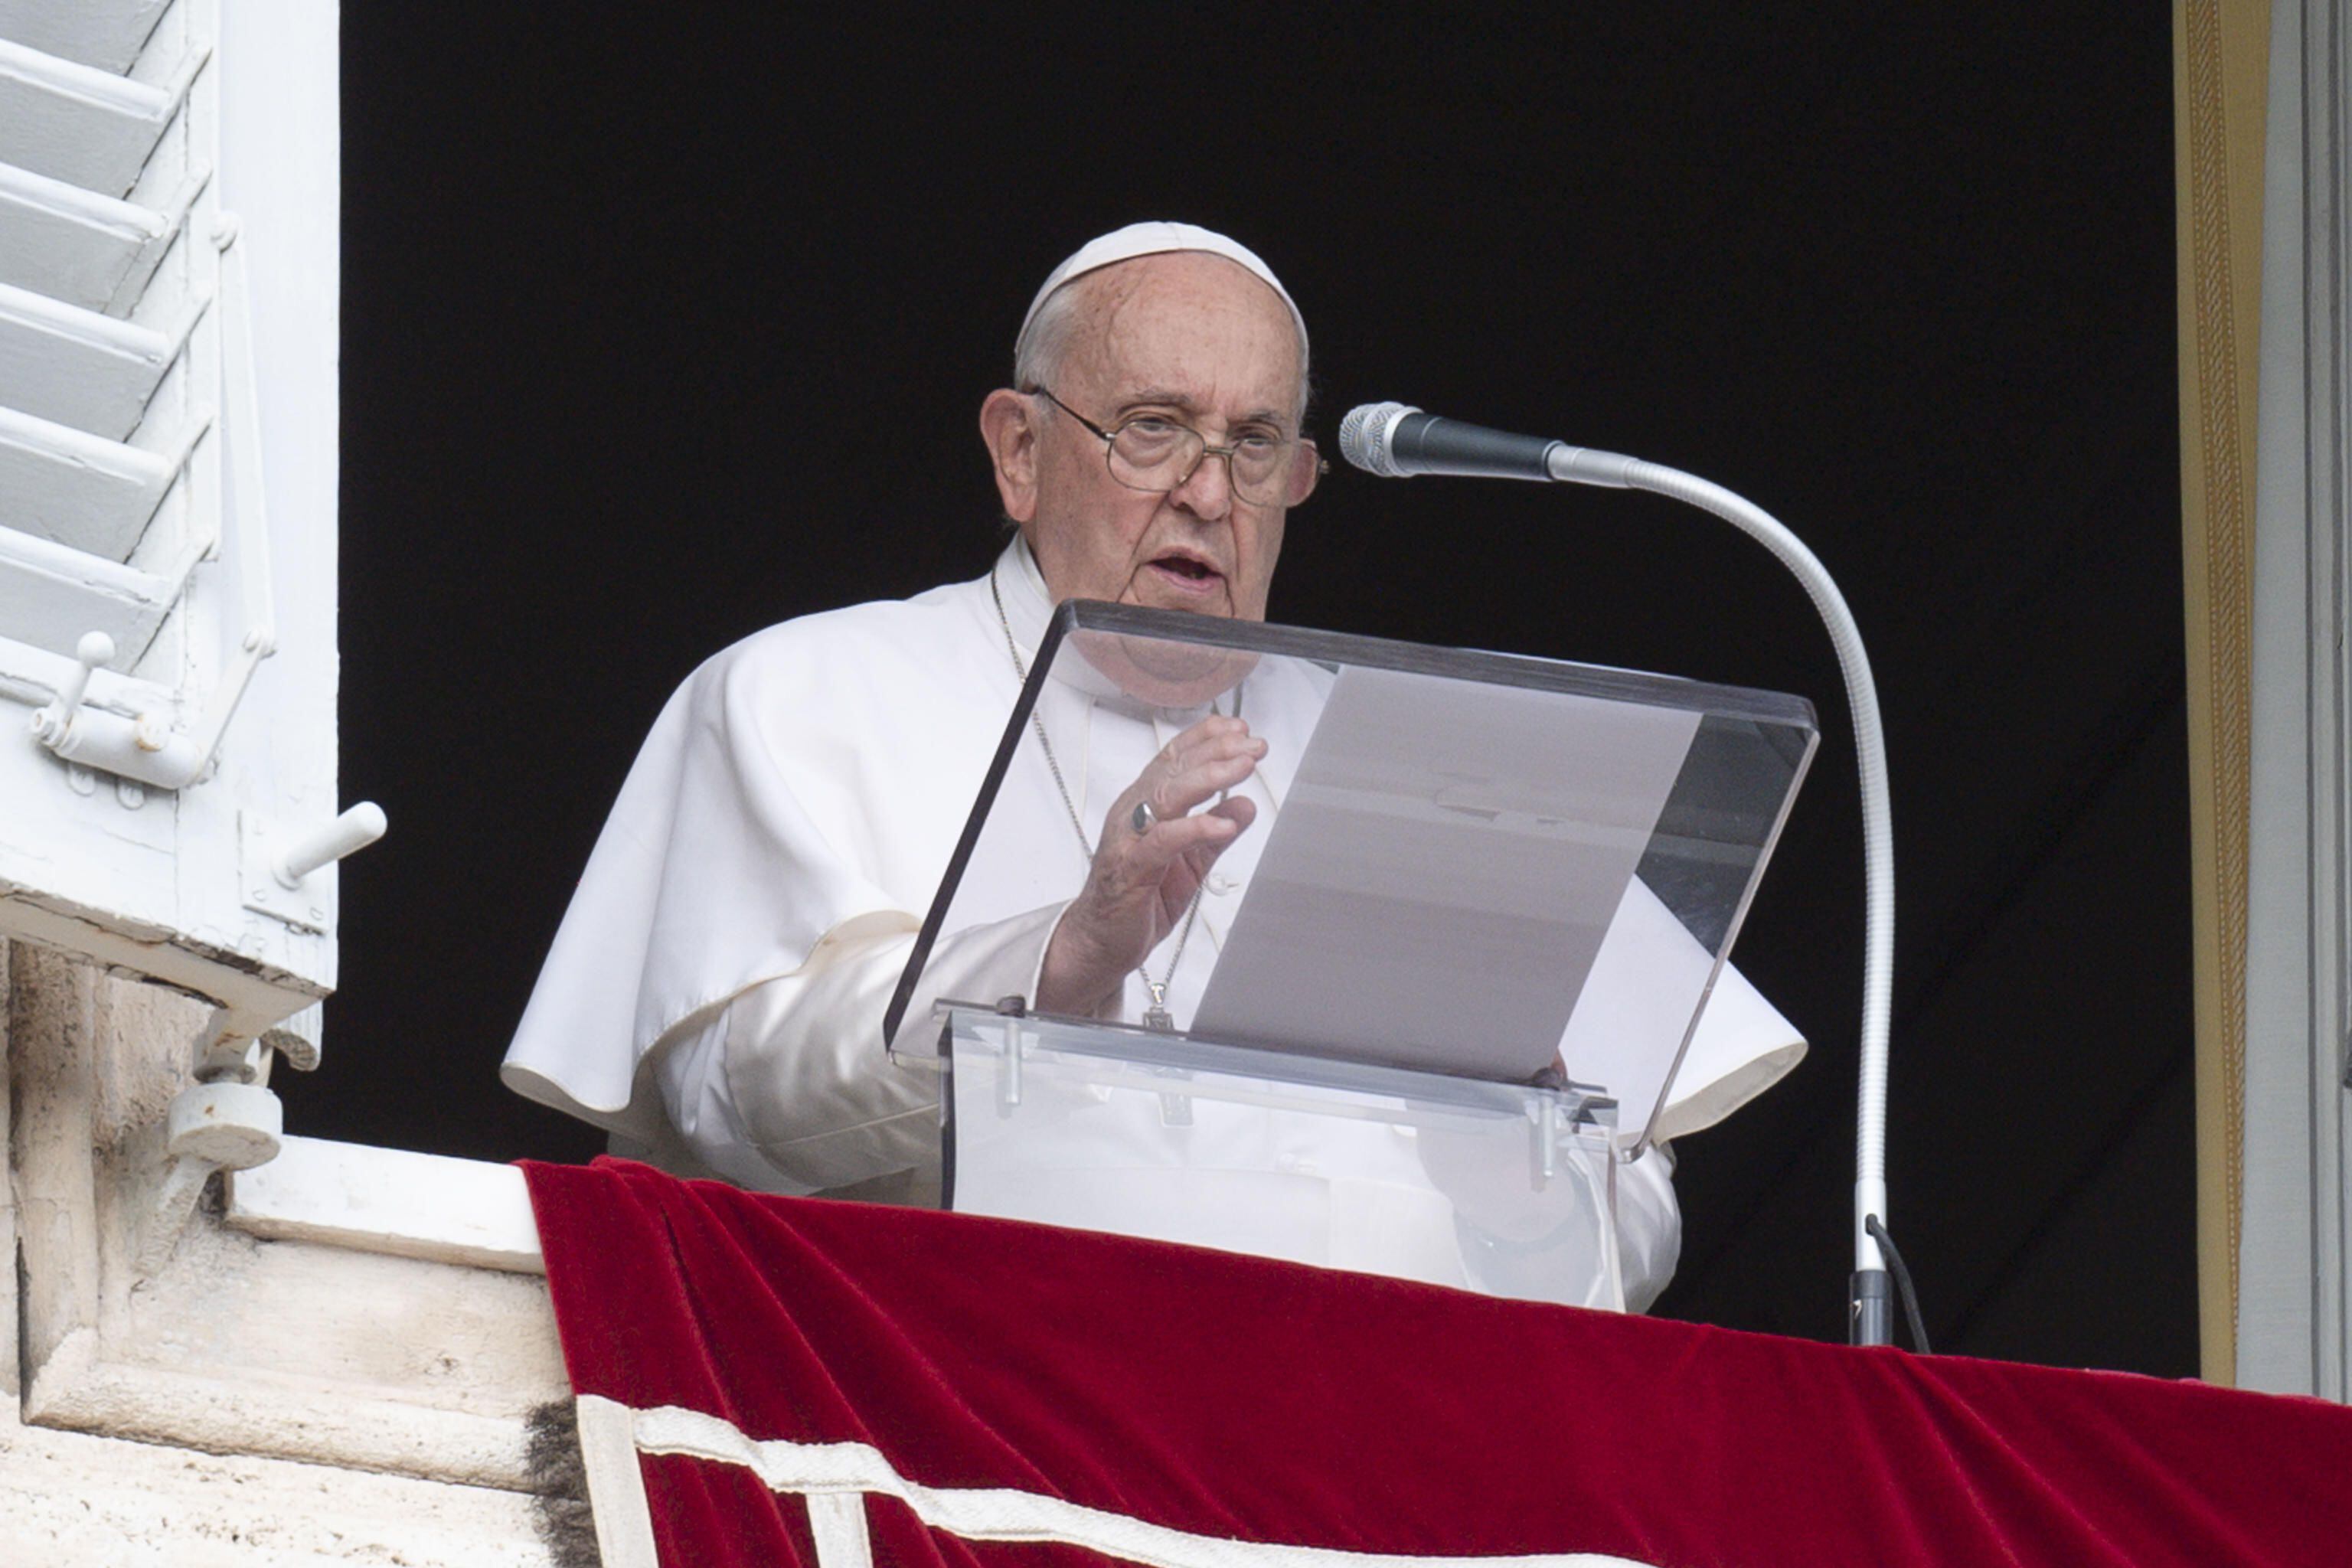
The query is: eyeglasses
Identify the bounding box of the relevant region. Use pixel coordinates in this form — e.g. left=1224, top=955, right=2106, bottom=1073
left=1027, top=387, right=1325, bottom=508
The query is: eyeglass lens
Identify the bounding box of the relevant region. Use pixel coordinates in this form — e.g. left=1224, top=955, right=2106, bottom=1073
left=1105, top=421, right=1318, bottom=506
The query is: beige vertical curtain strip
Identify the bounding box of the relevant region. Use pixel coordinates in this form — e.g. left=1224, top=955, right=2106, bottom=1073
left=2174, top=0, right=2268, bottom=1390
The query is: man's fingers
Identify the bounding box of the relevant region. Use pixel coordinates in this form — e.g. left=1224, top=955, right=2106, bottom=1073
left=1086, top=714, right=1263, bottom=908
left=1207, top=795, right=1256, bottom=831
left=1132, top=715, right=1263, bottom=826
left=1149, top=806, right=1244, bottom=853
left=1172, top=796, right=1259, bottom=884
left=1119, top=805, right=1243, bottom=880
left=1154, top=717, right=1263, bottom=782
left=1142, top=750, right=1261, bottom=825
left=1164, top=714, right=1252, bottom=753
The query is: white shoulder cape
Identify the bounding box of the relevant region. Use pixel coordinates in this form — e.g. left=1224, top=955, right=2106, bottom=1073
left=501, top=570, right=1019, bottom=1143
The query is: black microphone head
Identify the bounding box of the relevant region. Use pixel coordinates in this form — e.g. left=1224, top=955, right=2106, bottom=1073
left=1338, top=402, right=1421, bottom=478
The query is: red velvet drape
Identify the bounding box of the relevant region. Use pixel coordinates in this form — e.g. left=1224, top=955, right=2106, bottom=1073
left=525, top=1157, right=2350, bottom=1566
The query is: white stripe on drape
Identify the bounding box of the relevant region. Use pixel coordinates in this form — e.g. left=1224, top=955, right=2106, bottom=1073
left=575, top=1394, right=661, bottom=1568
left=805, top=1490, right=877, bottom=1568
left=626, top=1401, right=1660, bottom=1568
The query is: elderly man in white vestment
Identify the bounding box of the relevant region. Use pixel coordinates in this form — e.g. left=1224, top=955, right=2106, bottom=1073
left=502, top=223, right=1805, bottom=1312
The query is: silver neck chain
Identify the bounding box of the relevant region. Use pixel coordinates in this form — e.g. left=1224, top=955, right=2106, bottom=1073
left=990, top=561, right=1230, bottom=1025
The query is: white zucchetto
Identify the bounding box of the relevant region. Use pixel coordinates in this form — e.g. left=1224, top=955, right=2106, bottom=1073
left=1014, top=220, right=1308, bottom=371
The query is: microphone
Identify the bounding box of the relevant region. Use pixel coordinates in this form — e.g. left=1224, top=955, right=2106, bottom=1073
left=1338, top=402, right=1636, bottom=486
left=1339, top=396, right=1906, bottom=1349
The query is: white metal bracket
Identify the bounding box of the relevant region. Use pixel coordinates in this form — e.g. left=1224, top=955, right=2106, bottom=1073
left=239, top=802, right=387, bottom=933
left=139, top=1076, right=283, bottom=1275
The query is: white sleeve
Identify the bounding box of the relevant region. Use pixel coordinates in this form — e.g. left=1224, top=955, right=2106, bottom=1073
left=652, top=903, right=1067, bottom=1193
left=1612, top=1142, right=1683, bottom=1313
left=1443, top=1139, right=1684, bottom=1313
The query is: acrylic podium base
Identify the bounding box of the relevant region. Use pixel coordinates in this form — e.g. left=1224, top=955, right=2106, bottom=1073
left=927, top=1004, right=1628, bottom=1311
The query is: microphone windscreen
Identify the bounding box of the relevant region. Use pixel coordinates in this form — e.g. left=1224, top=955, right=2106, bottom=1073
left=1339, top=402, right=1418, bottom=477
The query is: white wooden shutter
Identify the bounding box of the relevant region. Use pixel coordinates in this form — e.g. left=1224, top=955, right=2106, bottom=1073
left=0, top=0, right=357, bottom=1054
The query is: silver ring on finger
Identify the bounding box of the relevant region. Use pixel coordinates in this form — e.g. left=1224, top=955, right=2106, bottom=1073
left=1131, top=800, right=1158, bottom=835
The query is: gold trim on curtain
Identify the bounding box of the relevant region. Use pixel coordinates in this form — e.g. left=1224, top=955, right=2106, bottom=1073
left=2174, top=0, right=2267, bottom=1388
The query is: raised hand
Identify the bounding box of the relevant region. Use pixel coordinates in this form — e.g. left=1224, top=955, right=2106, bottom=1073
left=1035, top=714, right=1264, bottom=1017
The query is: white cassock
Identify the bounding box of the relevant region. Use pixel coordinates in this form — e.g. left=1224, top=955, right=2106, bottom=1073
left=502, top=537, right=1806, bottom=1310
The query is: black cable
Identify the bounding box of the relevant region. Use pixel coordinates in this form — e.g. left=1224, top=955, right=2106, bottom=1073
left=1865, top=1214, right=1931, bottom=1354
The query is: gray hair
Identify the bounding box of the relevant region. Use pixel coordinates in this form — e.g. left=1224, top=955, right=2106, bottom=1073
left=1012, top=279, right=1090, bottom=400
left=1013, top=270, right=1312, bottom=427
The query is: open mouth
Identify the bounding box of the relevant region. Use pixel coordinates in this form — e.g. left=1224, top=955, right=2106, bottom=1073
left=1148, top=554, right=1223, bottom=589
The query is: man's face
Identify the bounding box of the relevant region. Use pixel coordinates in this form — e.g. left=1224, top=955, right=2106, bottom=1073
left=988, top=252, right=1305, bottom=622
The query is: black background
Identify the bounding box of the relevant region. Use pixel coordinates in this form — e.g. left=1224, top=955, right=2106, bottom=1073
left=303, top=10, right=2192, bottom=1371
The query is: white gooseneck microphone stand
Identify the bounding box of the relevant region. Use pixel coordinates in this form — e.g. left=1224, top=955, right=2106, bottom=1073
left=1338, top=403, right=1900, bottom=1348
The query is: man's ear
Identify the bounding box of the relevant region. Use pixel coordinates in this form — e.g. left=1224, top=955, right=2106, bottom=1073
left=978, top=389, right=1038, bottom=523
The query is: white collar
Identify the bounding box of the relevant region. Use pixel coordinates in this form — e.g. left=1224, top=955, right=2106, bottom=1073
left=995, top=531, right=1056, bottom=661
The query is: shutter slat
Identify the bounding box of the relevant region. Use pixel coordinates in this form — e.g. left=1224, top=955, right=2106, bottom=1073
left=0, top=277, right=185, bottom=439
left=0, top=400, right=193, bottom=561
left=0, top=519, right=175, bottom=662
left=0, top=0, right=174, bottom=77
left=0, top=35, right=188, bottom=197
left=0, top=159, right=188, bottom=315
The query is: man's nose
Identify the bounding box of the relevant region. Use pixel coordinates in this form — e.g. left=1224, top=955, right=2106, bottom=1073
left=1168, top=445, right=1236, bottom=521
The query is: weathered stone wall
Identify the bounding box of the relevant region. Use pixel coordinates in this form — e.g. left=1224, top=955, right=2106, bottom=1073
left=3, top=937, right=570, bottom=1565
left=0, top=1421, right=557, bottom=1566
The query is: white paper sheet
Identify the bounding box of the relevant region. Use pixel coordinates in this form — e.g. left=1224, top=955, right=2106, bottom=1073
left=1191, top=665, right=1702, bottom=1081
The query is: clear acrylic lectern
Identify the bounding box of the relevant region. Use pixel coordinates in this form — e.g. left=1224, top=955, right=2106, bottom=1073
left=884, top=601, right=1816, bottom=1308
